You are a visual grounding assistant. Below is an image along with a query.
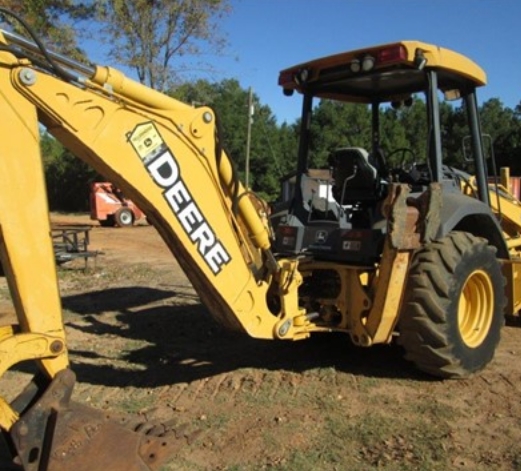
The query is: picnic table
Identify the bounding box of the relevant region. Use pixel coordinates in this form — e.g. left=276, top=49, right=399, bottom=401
left=51, top=225, right=99, bottom=266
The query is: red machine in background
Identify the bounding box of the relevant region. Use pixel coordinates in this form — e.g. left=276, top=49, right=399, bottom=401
left=90, top=182, right=145, bottom=227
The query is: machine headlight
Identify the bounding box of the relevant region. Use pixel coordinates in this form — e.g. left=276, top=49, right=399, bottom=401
left=362, top=54, right=375, bottom=72
left=294, top=68, right=310, bottom=84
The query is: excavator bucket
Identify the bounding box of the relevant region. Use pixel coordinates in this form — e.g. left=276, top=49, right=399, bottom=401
left=6, top=369, right=191, bottom=471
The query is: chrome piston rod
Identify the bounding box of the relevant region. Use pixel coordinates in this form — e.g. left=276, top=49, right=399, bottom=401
left=1, top=28, right=95, bottom=78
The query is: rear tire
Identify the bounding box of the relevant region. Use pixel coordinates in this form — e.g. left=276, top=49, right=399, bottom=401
left=114, top=208, right=134, bottom=227
left=398, top=231, right=505, bottom=378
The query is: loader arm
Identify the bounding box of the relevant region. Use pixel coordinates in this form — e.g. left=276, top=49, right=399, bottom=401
left=0, top=15, right=312, bottom=471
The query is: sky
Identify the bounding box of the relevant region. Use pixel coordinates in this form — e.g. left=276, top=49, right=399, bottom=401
left=198, top=0, right=521, bottom=124
left=82, top=0, right=521, bottom=125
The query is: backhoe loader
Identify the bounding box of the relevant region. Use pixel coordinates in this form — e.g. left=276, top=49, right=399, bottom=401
left=0, top=7, right=520, bottom=471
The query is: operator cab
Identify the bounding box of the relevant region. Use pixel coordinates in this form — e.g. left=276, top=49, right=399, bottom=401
left=272, top=41, right=488, bottom=265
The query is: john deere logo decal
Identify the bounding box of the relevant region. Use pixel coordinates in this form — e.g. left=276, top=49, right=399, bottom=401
left=315, top=230, right=328, bottom=244
left=128, top=122, right=231, bottom=275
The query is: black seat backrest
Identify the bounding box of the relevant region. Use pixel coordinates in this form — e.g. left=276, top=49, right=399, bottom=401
left=329, top=147, right=379, bottom=205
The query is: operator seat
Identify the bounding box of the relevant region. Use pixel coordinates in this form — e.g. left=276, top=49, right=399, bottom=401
left=329, top=147, right=381, bottom=205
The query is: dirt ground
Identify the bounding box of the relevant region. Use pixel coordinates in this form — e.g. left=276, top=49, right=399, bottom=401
left=1, top=213, right=521, bottom=470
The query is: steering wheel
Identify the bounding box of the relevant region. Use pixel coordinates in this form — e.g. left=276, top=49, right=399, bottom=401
left=387, top=148, right=419, bottom=183
left=387, top=148, right=417, bottom=171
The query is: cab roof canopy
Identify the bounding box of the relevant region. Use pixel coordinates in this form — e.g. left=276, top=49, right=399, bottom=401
left=278, top=40, right=487, bottom=104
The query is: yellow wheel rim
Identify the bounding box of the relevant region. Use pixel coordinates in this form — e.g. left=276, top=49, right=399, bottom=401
left=458, top=269, right=494, bottom=348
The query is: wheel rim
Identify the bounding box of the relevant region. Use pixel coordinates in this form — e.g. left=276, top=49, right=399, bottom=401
left=457, top=269, right=494, bottom=348
left=119, top=211, right=132, bottom=225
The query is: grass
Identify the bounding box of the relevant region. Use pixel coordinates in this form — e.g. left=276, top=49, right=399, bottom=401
left=57, top=262, right=160, bottom=289
left=213, top=411, right=455, bottom=471
left=199, top=370, right=462, bottom=471
left=2, top=220, right=511, bottom=471
left=116, top=394, right=156, bottom=414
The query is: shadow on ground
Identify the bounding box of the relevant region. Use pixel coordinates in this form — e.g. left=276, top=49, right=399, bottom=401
left=62, top=286, right=428, bottom=389
left=0, top=285, right=433, bottom=469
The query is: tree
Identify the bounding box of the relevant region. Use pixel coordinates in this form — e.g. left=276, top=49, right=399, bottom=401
left=481, top=99, right=521, bottom=174
left=309, top=100, right=371, bottom=168
left=380, top=106, right=409, bottom=166
left=94, top=0, right=231, bottom=91
left=391, top=97, right=428, bottom=164
left=0, top=2, right=98, bottom=211
left=0, top=1, right=91, bottom=59
left=480, top=98, right=517, bottom=141
left=44, top=139, right=98, bottom=211
left=172, top=78, right=295, bottom=200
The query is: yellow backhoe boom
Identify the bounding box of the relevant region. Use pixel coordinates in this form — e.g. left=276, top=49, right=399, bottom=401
left=0, top=13, right=311, bottom=471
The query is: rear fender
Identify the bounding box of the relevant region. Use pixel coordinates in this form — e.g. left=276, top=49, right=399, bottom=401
left=437, top=193, right=508, bottom=258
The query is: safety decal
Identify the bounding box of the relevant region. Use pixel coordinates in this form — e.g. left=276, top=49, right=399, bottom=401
left=127, top=122, right=165, bottom=164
